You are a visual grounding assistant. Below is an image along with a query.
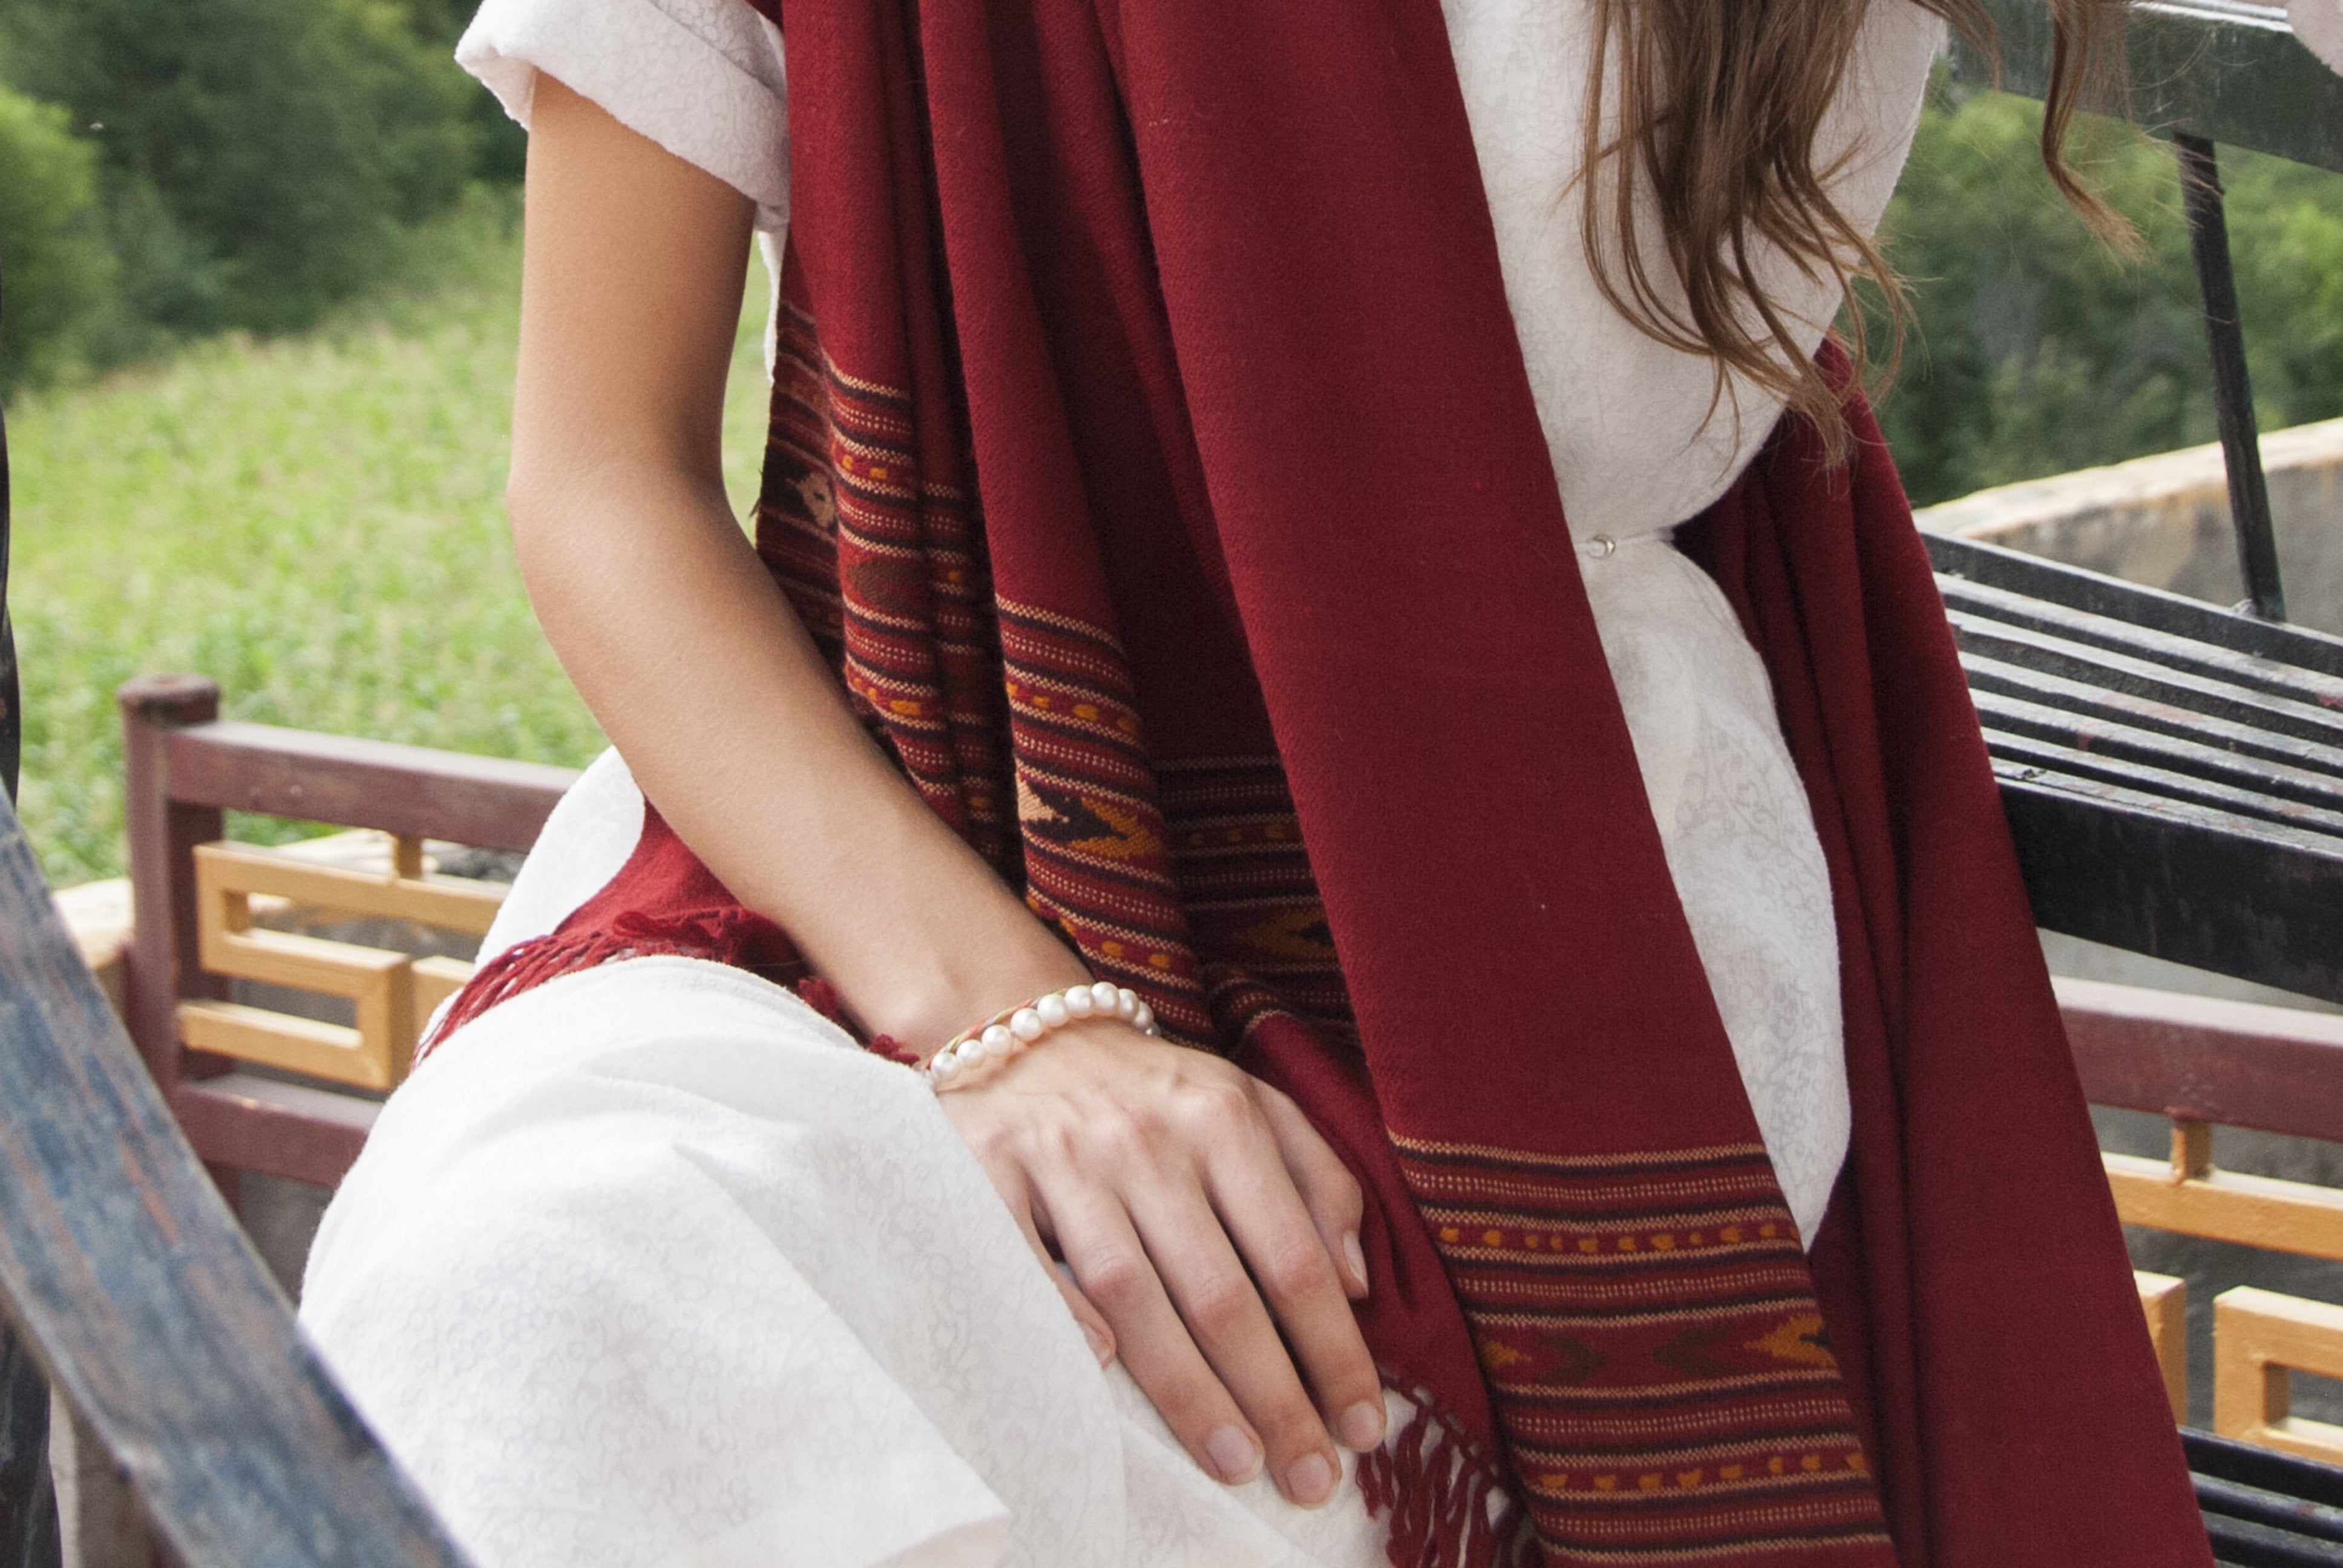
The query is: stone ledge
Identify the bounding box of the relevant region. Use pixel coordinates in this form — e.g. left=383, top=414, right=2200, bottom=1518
left=1913, top=416, right=2343, bottom=633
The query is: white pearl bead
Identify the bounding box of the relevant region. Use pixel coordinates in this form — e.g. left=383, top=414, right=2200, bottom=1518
left=1036, top=993, right=1070, bottom=1028
left=981, top=1024, right=1014, bottom=1056
left=930, top=1052, right=960, bottom=1083
left=1090, top=981, right=1120, bottom=1013
left=1011, top=1008, right=1046, bottom=1041
left=1063, top=986, right=1095, bottom=1018
left=1115, top=988, right=1139, bottom=1021
left=1132, top=1002, right=1155, bottom=1034
left=955, top=1037, right=988, bottom=1068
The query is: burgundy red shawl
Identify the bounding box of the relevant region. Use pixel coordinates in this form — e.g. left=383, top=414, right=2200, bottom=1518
left=436, top=3, right=2212, bottom=1563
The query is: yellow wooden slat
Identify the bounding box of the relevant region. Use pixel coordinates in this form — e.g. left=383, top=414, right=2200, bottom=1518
left=2136, top=1270, right=2189, bottom=1423
left=193, top=851, right=424, bottom=1090
left=203, top=926, right=410, bottom=997
left=2106, top=1152, right=2343, bottom=1263
left=193, top=841, right=505, bottom=936
left=412, top=956, right=473, bottom=1030
left=2171, top=1118, right=2213, bottom=1181
left=177, top=1001, right=393, bottom=1092
left=2215, top=1286, right=2343, bottom=1466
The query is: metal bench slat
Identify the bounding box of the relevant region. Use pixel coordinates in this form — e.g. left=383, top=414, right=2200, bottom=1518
left=1929, top=534, right=2343, bottom=678
left=1997, top=766, right=2343, bottom=1002
left=1921, top=535, right=2343, bottom=997
left=1961, top=649, right=2343, bottom=781
left=1941, top=579, right=2343, bottom=716
left=1950, top=613, right=2343, bottom=756
left=1985, top=727, right=2343, bottom=838
left=1973, top=684, right=2343, bottom=819
left=1968, top=656, right=2343, bottom=797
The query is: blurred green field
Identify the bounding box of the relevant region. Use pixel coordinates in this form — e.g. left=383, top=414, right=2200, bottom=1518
left=11, top=192, right=776, bottom=886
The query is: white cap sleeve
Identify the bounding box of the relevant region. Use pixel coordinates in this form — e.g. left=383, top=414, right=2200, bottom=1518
left=457, top=0, right=790, bottom=230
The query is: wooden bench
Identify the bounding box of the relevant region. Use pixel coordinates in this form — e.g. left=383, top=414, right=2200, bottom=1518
left=109, top=673, right=577, bottom=1197
left=2068, top=978, right=2343, bottom=1425
left=1932, top=532, right=2343, bottom=1002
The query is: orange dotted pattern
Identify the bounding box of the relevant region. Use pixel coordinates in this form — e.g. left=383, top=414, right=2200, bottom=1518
left=1437, top=1220, right=1785, bottom=1254
left=1396, top=1137, right=1893, bottom=1563
left=1530, top=1445, right=1871, bottom=1497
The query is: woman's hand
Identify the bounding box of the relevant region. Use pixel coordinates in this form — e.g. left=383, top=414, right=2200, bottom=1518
left=939, top=1021, right=1386, bottom=1508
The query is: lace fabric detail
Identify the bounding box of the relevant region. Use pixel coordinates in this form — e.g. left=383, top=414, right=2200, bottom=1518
left=1581, top=540, right=1850, bottom=1245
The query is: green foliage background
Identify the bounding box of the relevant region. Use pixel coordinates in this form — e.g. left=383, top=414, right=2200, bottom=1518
left=0, top=85, right=111, bottom=385
left=1873, top=78, right=2343, bottom=506
left=0, top=0, right=510, bottom=387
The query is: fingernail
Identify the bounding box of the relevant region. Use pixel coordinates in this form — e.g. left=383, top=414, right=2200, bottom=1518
left=1336, top=1400, right=1386, bottom=1451
left=1286, top=1451, right=1337, bottom=1506
left=1081, top=1322, right=1114, bottom=1366
left=1342, top=1232, right=1369, bottom=1293
left=1207, top=1425, right=1260, bottom=1484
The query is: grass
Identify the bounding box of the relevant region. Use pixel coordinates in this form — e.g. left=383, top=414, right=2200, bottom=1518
left=11, top=188, right=778, bottom=887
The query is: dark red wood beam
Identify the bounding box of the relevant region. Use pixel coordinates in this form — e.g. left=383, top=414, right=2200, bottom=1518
left=166, top=721, right=580, bottom=853
left=172, top=1075, right=378, bottom=1192
left=2062, top=975, right=2343, bottom=1143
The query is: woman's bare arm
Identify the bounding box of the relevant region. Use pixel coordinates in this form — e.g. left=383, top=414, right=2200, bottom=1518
left=509, top=79, right=1070, bottom=1051
left=507, top=76, right=1386, bottom=1506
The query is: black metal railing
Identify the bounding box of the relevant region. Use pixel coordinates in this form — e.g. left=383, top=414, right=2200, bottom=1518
left=1950, top=0, right=2343, bottom=621
left=2, top=246, right=18, bottom=804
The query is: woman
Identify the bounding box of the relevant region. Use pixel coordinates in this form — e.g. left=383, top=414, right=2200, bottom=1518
left=299, top=2, right=2211, bottom=1565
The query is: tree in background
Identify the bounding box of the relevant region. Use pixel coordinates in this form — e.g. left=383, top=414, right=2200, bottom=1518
left=0, top=86, right=112, bottom=387
left=0, top=21, right=2334, bottom=506
left=1876, top=78, right=2343, bottom=506
left=0, top=0, right=501, bottom=382
left=396, top=0, right=526, bottom=183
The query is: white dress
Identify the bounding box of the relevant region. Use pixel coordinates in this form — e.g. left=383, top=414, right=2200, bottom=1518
left=298, top=7, right=1941, bottom=1566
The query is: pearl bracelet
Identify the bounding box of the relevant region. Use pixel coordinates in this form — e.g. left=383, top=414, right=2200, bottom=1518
left=926, top=981, right=1158, bottom=1092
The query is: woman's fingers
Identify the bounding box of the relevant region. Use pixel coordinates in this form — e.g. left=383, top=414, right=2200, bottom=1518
left=1125, top=1174, right=1349, bottom=1506
left=1023, top=1214, right=1118, bottom=1367
left=966, top=1143, right=1119, bottom=1367
left=1201, top=1097, right=1386, bottom=1455
left=1253, top=1082, right=1371, bottom=1299
left=1048, top=1183, right=1268, bottom=1488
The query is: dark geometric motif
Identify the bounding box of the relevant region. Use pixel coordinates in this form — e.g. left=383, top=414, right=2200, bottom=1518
left=1391, top=1137, right=1893, bottom=1565
left=995, top=597, right=1213, bottom=1039
left=1159, top=759, right=1359, bottom=1052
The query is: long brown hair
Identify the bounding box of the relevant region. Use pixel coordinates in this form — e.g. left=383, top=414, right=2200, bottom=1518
left=1582, top=0, right=2130, bottom=458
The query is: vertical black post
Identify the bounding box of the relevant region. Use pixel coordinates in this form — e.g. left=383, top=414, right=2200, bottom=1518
left=1, top=239, right=16, bottom=802
left=0, top=1339, right=53, bottom=1568
left=0, top=220, right=62, bottom=1568
left=2175, top=131, right=2286, bottom=622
